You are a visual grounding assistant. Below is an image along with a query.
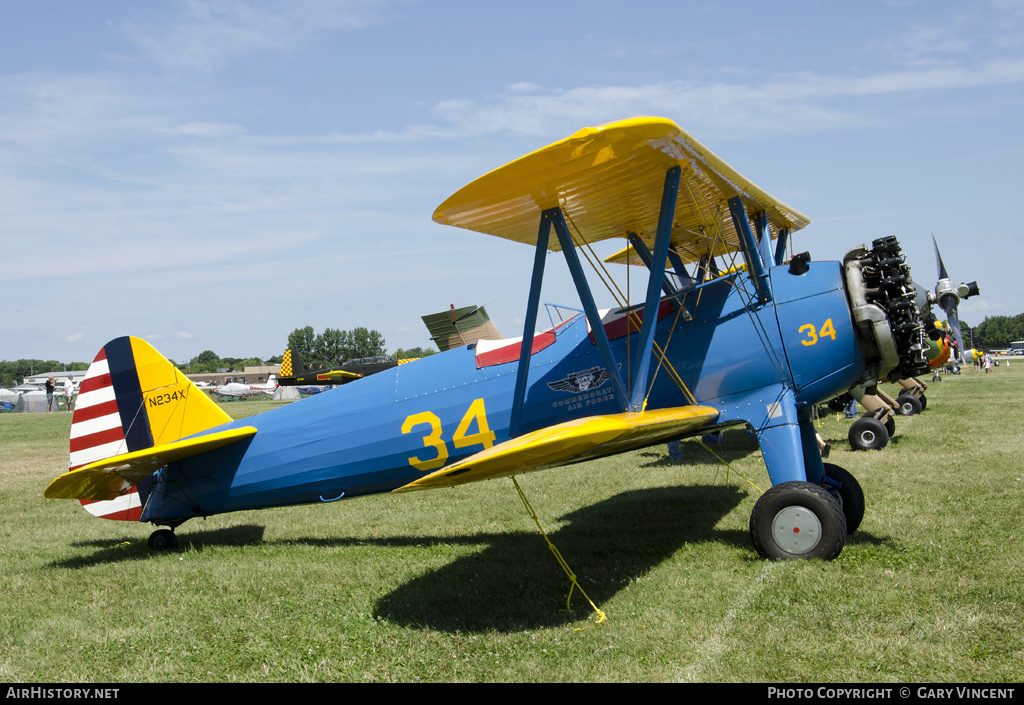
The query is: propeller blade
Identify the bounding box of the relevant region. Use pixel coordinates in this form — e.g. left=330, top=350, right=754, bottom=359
left=933, top=235, right=949, bottom=280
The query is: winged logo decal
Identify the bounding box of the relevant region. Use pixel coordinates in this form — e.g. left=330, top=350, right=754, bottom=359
left=547, top=366, right=610, bottom=394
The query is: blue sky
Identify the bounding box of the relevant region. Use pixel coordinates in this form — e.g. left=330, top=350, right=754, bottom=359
left=3, top=0, right=1022, bottom=363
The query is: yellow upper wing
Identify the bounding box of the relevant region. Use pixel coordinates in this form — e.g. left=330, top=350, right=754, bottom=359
left=433, top=117, right=809, bottom=264
left=395, top=405, right=718, bottom=492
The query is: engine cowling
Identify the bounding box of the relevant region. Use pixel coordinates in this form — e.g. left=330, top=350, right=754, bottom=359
left=844, top=237, right=930, bottom=383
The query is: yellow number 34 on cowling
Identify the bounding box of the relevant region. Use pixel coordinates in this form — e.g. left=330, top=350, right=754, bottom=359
left=799, top=318, right=837, bottom=346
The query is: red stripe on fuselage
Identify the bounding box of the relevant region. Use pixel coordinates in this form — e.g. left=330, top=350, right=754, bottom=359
left=589, top=300, right=675, bottom=343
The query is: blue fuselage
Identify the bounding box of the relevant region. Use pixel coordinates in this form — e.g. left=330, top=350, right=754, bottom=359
left=142, top=260, right=865, bottom=523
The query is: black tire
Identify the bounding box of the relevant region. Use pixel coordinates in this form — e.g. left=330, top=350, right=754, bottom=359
left=884, top=415, right=896, bottom=438
left=895, top=394, right=922, bottom=416
left=849, top=416, right=888, bottom=450
left=821, top=463, right=865, bottom=535
left=919, top=394, right=927, bottom=410
left=750, top=482, right=847, bottom=560
left=148, top=529, right=178, bottom=551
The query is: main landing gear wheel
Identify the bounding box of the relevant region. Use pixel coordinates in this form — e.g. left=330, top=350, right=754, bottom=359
left=884, top=415, right=896, bottom=438
left=849, top=416, right=889, bottom=450
left=148, top=529, right=179, bottom=551
left=895, top=394, right=922, bottom=416
left=750, top=482, right=847, bottom=560
left=822, top=463, right=865, bottom=535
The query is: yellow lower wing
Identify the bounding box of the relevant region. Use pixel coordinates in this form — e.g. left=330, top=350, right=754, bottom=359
left=395, top=406, right=719, bottom=492
left=45, top=426, right=257, bottom=501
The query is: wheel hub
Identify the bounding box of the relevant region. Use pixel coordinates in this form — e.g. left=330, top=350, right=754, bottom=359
left=772, top=506, right=822, bottom=555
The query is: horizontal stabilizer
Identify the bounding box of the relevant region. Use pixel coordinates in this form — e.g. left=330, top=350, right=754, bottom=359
left=395, top=405, right=719, bottom=492
left=45, top=426, right=257, bottom=502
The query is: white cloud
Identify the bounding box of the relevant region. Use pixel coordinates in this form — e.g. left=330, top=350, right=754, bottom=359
left=122, top=0, right=405, bottom=72
left=507, top=82, right=541, bottom=93
left=428, top=59, right=1024, bottom=139
left=163, top=122, right=246, bottom=138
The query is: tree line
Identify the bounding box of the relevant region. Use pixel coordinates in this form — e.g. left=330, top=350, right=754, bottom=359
left=0, top=360, right=88, bottom=388
left=1, top=326, right=438, bottom=387
left=285, top=326, right=435, bottom=370
left=960, top=314, right=1024, bottom=350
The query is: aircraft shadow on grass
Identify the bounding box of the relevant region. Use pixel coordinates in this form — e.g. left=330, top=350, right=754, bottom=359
left=360, top=483, right=889, bottom=633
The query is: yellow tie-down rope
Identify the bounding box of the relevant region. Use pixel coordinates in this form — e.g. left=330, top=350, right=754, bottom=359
left=693, top=433, right=766, bottom=497
left=511, top=476, right=607, bottom=626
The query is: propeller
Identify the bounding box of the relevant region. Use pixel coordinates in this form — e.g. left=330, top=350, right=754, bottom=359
left=931, top=235, right=980, bottom=357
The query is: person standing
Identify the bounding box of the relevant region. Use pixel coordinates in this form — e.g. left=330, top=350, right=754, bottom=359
left=64, top=376, right=75, bottom=414
left=45, top=376, right=56, bottom=413
left=667, top=439, right=683, bottom=463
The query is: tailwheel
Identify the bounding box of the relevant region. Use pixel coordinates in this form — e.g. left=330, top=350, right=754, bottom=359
left=849, top=416, right=888, bottom=450
left=148, top=529, right=179, bottom=551
left=821, top=463, right=865, bottom=534
left=750, top=482, right=847, bottom=560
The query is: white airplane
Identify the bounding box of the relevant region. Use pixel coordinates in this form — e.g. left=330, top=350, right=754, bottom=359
left=211, top=375, right=278, bottom=398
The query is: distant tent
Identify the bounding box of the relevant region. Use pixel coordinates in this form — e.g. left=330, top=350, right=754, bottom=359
left=15, top=391, right=54, bottom=413
left=11, top=384, right=41, bottom=393
left=0, top=388, right=19, bottom=411
left=272, top=386, right=301, bottom=401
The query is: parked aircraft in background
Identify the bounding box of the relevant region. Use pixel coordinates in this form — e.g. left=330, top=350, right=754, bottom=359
left=422, top=304, right=502, bottom=352
left=276, top=349, right=413, bottom=387
left=211, top=376, right=278, bottom=398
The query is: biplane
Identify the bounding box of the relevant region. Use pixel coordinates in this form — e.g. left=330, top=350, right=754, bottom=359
left=46, top=117, right=928, bottom=562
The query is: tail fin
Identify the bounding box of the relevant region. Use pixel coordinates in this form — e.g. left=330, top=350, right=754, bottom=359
left=61, top=336, right=231, bottom=521
left=281, top=349, right=306, bottom=377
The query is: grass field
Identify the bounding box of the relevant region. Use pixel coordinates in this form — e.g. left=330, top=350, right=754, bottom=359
left=1, top=366, right=1022, bottom=683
